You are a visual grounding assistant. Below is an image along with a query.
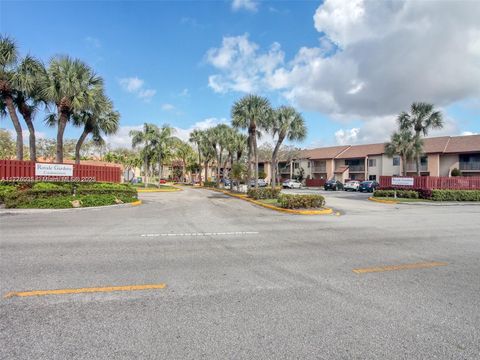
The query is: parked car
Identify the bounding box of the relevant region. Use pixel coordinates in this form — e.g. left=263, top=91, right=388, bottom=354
left=282, top=179, right=302, bottom=189
left=324, top=179, right=344, bottom=191
left=159, top=178, right=167, bottom=184
left=249, top=179, right=267, bottom=187
left=344, top=180, right=360, bottom=191
left=358, top=181, right=379, bottom=192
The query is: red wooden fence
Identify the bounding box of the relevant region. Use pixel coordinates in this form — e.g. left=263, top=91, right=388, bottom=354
left=306, top=178, right=326, bottom=187
left=379, top=176, right=480, bottom=190
left=0, top=160, right=121, bottom=183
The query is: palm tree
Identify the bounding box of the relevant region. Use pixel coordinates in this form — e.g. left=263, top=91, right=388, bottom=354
left=398, top=102, right=443, bottom=175
left=43, top=56, right=104, bottom=163
left=175, top=141, right=195, bottom=182
left=12, top=55, right=47, bottom=161
left=385, top=130, right=422, bottom=176
left=0, top=36, right=23, bottom=159
left=270, top=106, right=307, bottom=188
left=198, top=131, right=215, bottom=183
left=130, top=123, right=157, bottom=187
left=151, top=125, right=176, bottom=180
left=231, top=94, right=272, bottom=187
left=71, top=97, right=120, bottom=164
left=207, top=124, right=231, bottom=187
left=189, top=129, right=204, bottom=184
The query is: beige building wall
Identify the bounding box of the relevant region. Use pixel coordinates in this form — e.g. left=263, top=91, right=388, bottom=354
left=381, top=154, right=402, bottom=176
left=366, top=155, right=383, bottom=180
left=326, top=159, right=335, bottom=179
left=440, top=154, right=459, bottom=177
left=427, top=154, right=440, bottom=176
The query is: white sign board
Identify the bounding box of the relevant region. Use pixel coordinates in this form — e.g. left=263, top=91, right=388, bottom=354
left=35, top=163, right=73, bottom=177
left=391, top=177, right=414, bottom=186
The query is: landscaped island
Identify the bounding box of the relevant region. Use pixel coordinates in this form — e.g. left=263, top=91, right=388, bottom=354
left=0, top=182, right=138, bottom=209
left=373, top=189, right=480, bottom=202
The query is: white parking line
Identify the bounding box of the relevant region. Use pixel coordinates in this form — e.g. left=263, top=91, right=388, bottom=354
left=140, top=231, right=259, bottom=237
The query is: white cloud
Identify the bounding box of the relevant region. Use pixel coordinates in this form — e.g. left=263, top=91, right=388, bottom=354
left=84, top=36, right=101, bottom=48
left=161, top=103, right=175, bottom=111
left=118, top=77, right=156, bottom=102
left=335, top=128, right=360, bottom=145
left=461, top=131, right=478, bottom=136
left=206, top=34, right=284, bottom=93
left=174, top=118, right=228, bottom=142
left=231, top=0, right=258, bottom=12
left=206, top=0, right=480, bottom=144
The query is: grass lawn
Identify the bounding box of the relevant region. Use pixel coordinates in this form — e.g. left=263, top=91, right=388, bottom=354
left=257, top=198, right=280, bottom=206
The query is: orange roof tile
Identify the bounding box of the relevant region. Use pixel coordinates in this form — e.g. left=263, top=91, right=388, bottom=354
left=301, top=146, right=350, bottom=160
left=336, top=143, right=385, bottom=159
left=444, top=134, right=480, bottom=153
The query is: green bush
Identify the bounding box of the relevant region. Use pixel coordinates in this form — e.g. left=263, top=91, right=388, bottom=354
left=32, top=182, right=71, bottom=191
left=204, top=181, right=217, bottom=187
left=373, top=190, right=419, bottom=199
left=14, top=196, right=77, bottom=209
left=278, top=194, right=325, bottom=209
left=0, top=184, right=17, bottom=203
left=431, top=190, right=480, bottom=201
left=247, top=187, right=281, bottom=200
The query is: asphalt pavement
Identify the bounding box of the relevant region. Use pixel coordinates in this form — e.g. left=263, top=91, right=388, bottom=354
left=1, top=187, right=479, bottom=359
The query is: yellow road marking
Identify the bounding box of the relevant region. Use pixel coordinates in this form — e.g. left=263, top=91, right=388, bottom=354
left=4, top=283, right=166, bottom=298
left=353, top=261, right=447, bottom=274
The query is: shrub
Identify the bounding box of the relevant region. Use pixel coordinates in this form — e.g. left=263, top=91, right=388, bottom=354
left=373, top=190, right=419, bottom=199
left=247, top=187, right=281, bottom=200
left=450, top=168, right=462, bottom=177
left=0, top=184, right=17, bottom=203
left=277, top=194, right=325, bottom=209
left=204, top=181, right=217, bottom=188
left=431, top=190, right=480, bottom=202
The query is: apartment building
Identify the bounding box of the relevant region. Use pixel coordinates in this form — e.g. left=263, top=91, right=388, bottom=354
left=289, top=134, right=480, bottom=183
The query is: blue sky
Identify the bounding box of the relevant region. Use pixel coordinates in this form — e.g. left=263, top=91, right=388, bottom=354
left=1, top=0, right=479, bottom=149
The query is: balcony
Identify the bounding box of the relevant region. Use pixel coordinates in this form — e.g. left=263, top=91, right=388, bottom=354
left=347, top=165, right=365, bottom=172
left=312, top=166, right=326, bottom=173
left=280, top=167, right=291, bottom=174
left=406, top=163, right=428, bottom=172
left=459, top=162, right=480, bottom=171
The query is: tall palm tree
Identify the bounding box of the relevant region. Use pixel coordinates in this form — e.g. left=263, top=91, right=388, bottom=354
left=189, top=129, right=204, bottom=184
left=13, top=55, right=47, bottom=161
left=175, top=141, right=195, bottom=182
left=130, top=123, right=157, bottom=187
left=150, top=124, right=176, bottom=180
left=207, top=124, right=231, bottom=187
left=198, top=131, right=215, bottom=183
left=398, top=102, right=443, bottom=175
left=231, top=94, right=272, bottom=187
left=43, top=56, right=104, bottom=163
left=0, top=35, right=23, bottom=159
left=385, top=130, right=422, bottom=176
left=71, top=97, right=120, bottom=164
left=270, top=106, right=307, bottom=188
left=225, top=130, right=247, bottom=190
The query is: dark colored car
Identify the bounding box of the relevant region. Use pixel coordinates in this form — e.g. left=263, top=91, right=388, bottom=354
left=358, top=181, right=379, bottom=192
left=324, top=179, right=344, bottom=191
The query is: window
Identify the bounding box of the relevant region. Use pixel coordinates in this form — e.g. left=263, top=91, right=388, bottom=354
left=307, top=162, right=310, bottom=168
left=369, top=175, right=377, bottom=181
left=294, top=162, right=299, bottom=169
left=368, top=159, right=376, bottom=167
left=345, top=159, right=361, bottom=166
left=393, top=156, right=400, bottom=166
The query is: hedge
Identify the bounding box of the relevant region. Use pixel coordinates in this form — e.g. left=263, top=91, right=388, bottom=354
left=0, top=181, right=137, bottom=208
left=373, top=190, right=419, bottom=199
left=203, top=181, right=217, bottom=187
left=278, top=194, right=325, bottom=209
left=247, top=187, right=281, bottom=200
left=431, top=190, right=480, bottom=201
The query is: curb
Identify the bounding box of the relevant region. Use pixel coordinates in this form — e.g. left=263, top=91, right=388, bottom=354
left=0, top=199, right=143, bottom=213
left=368, top=197, right=398, bottom=204
left=130, top=200, right=142, bottom=206
left=137, top=188, right=181, bottom=193
left=204, top=187, right=333, bottom=215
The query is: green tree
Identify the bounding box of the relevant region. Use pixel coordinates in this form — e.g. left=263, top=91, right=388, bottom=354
left=270, top=106, right=307, bottom=188
left=71, top=97, right=120, bottom=164
left=206, top=124, right=231, bottom=187
left=231, top=94, right=272, bottom=187
left=0, top=128, right=15, bottom=159
left=150, top=124, right=176, bottom=180
left=0, top=36, right=23, bottom=159
left=43, top=56, right=104, bottom=163
left=398, top=102, right=443, bottom=175
left=198, top=130, right=215, bottom=183
left=175, top=140, right=195, bottom=182
left=385, top=130, right=422, bottom=176
left=189, top=129, right=204, bottom=185
left=130, top=123, right=157, bottom=187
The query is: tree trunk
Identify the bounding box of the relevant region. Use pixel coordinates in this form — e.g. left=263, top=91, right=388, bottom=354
left=197, top=148, right=202, bottom=186
left=56, top=111, right=69, bottom=163
left=204, top=160, right=208, bottom=184
left=402, top=155, right=407, bottom=176
left=158, top=151, right=162, bottom=181
left=416, top=154, right=421, bottom=176
left=253, top=134, right=258, bottom=188
left=247, top=132, right=253, bottom=186
left=75, top=128, right=89, bottom=164
left=144, top=155, right=148, bottom=188
left=5, top=96, right=23, bottom=160
left=230, top=154, right=234, bottom=191
left=271, top=136, right=284, bottom=189
left=18, top=103, right=36, bottom=161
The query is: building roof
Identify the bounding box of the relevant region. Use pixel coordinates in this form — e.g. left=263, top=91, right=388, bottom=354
left=422, top=136, right=450, bottom=153
left=335, top=143, right=385, bottom=159
left=443, top=134, right=480, bottom=153
left=301, top=146, right=350, bottom=160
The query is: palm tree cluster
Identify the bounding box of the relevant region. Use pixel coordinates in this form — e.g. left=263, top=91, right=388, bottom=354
left=386, top=102, right=443, bottom=175
left=0, top=35, right=119, bottom=163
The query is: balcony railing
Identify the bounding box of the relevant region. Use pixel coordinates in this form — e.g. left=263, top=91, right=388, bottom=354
left=280, top=167, right=291, bottom=174
left=460, top=162, right=480, bottom=171
left=347, top=165, right=365, bottom=172
left=406, top=163, right=428, bottom=172
left=312, top=166, right=326, bottom=173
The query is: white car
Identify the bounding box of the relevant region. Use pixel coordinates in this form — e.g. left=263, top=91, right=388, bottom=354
left=344, top=180, right=360, bottom=191
left=282, top=179, right=302, bottom=189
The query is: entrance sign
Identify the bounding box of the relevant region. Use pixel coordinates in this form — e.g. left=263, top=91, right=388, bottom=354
left=35, top=163, right=73, bottom=177
left=392, top=177, right=414, bottom=186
